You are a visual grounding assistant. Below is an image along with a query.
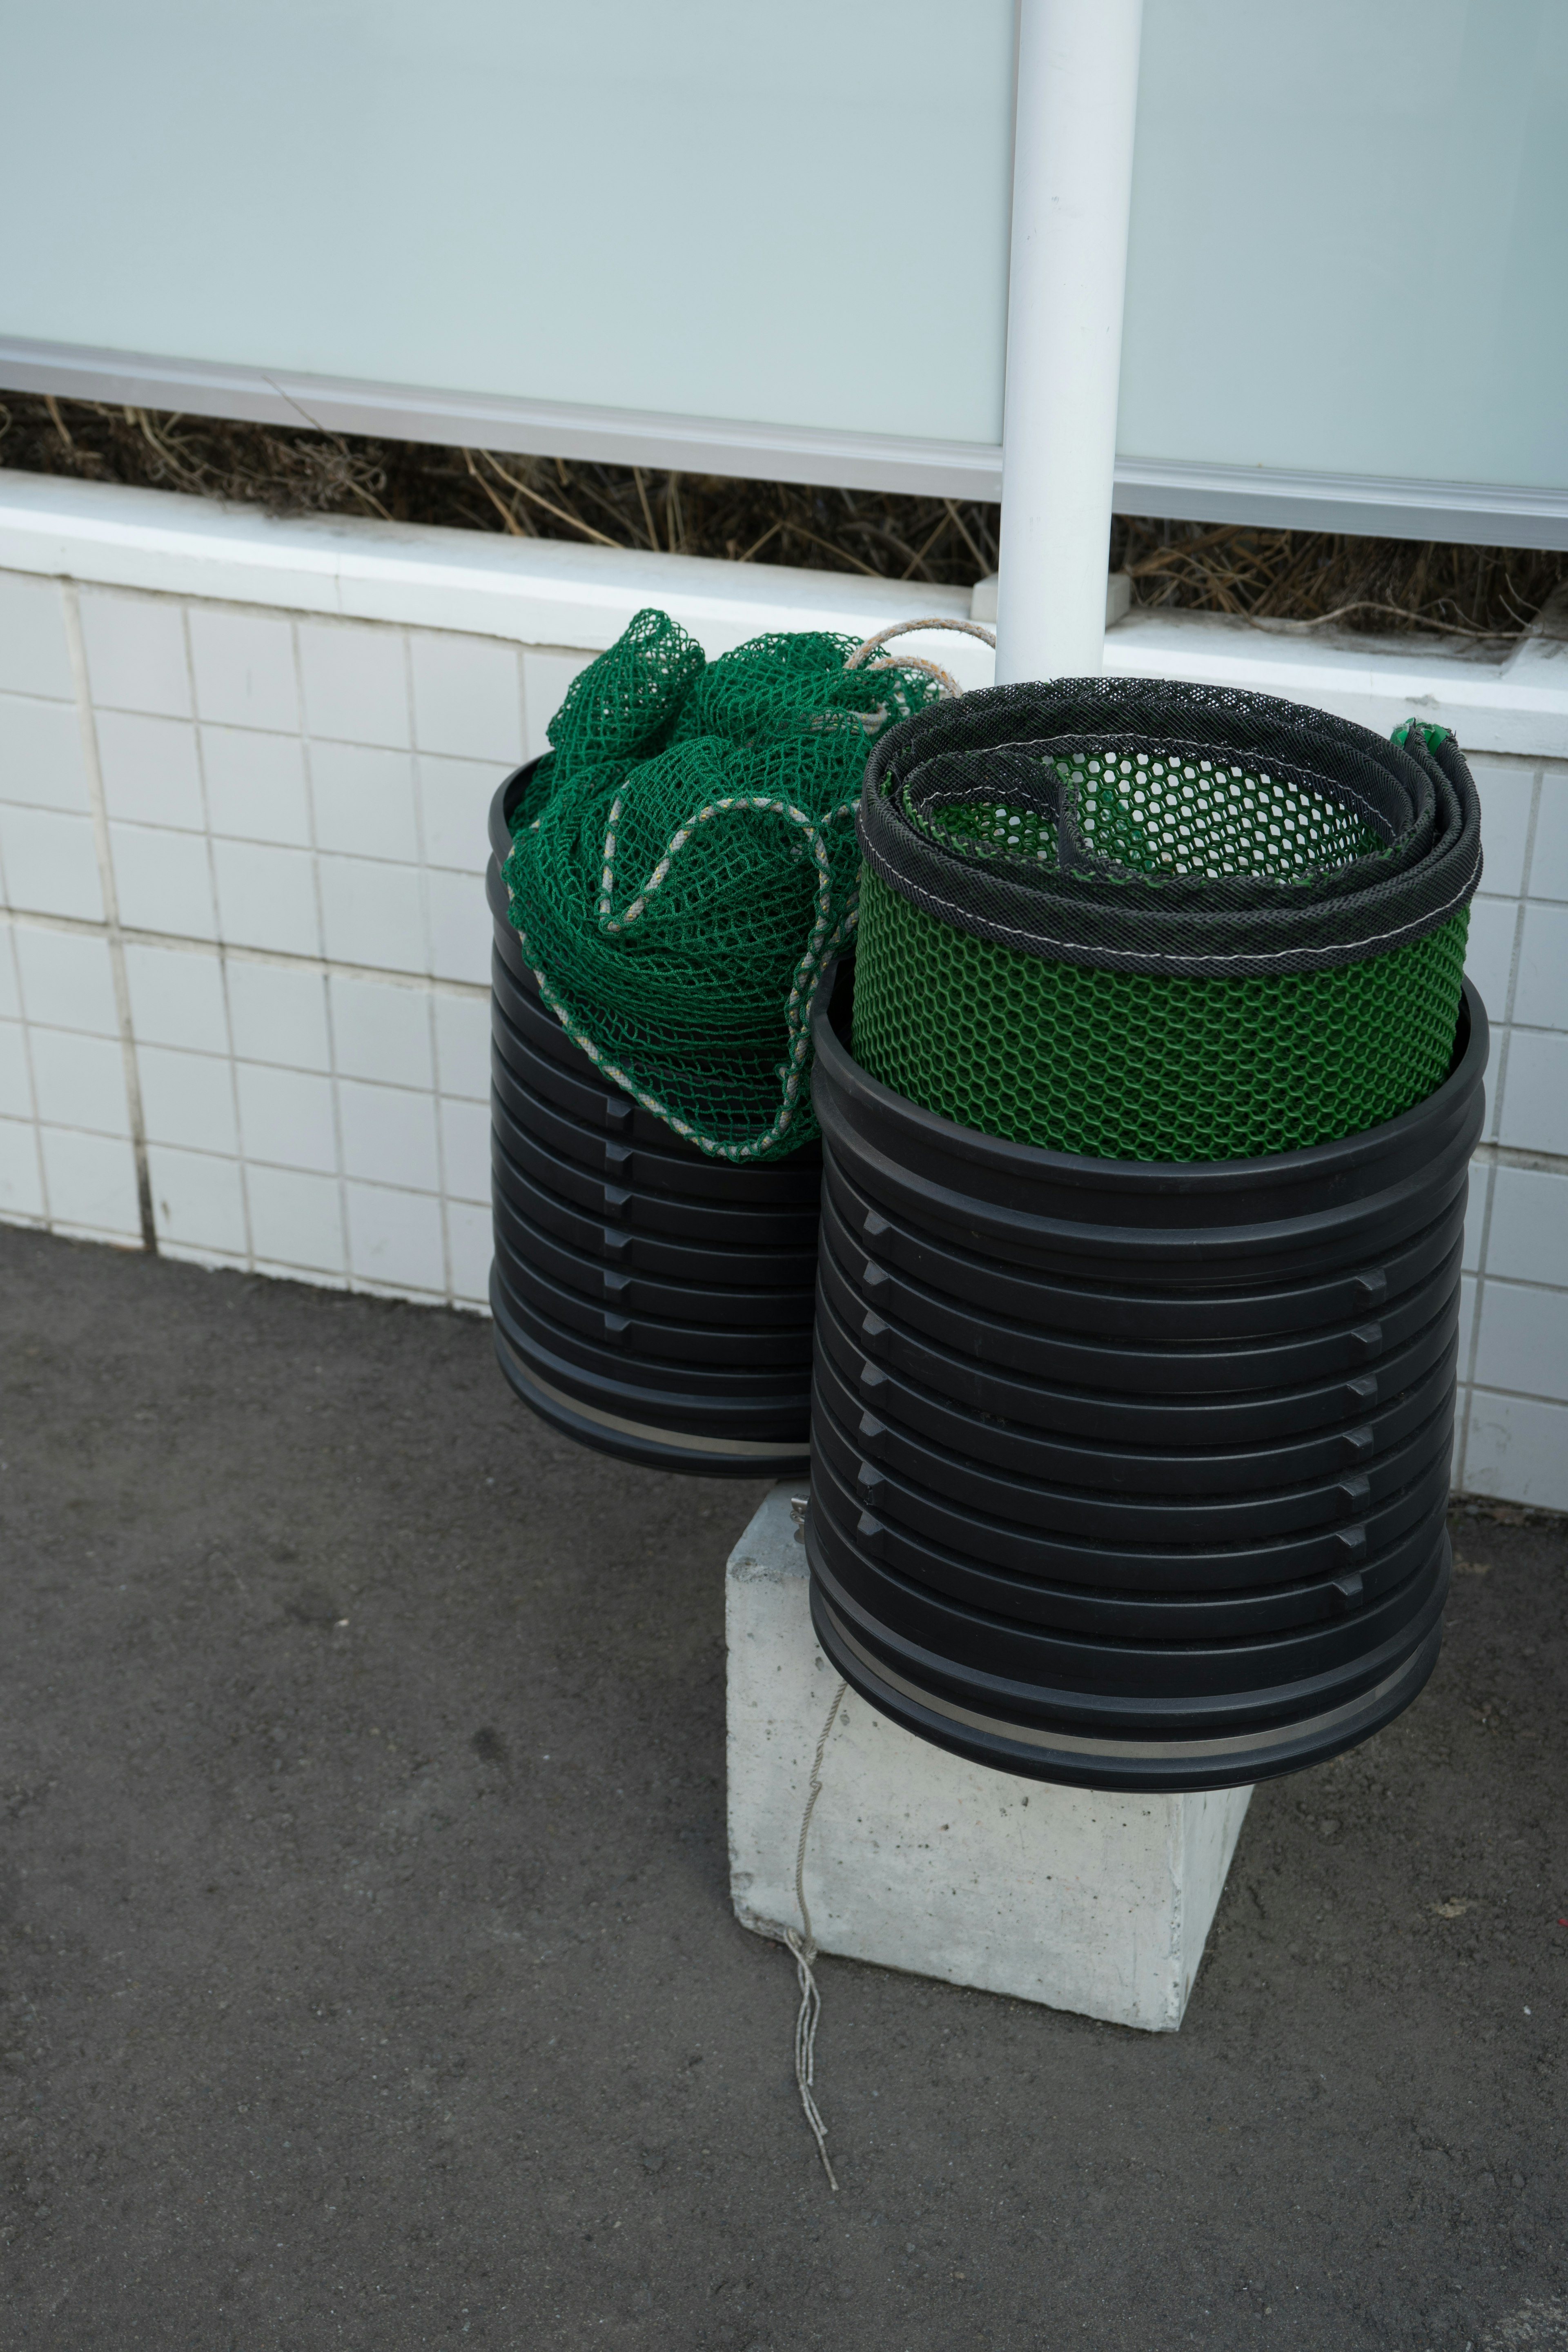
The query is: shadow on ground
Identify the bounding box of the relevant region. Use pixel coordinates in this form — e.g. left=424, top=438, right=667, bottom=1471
left=1, top=1227, right=1564, bottom=2349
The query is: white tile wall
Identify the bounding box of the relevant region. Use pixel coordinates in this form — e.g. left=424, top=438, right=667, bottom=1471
left=1, top=805, right=104, bottom=921
left=0, top=693, right=89, bottom=811
left=29, top=1028, right=131, bottom=1136
left=0, top=545, right=1563, bottom=1500
left=298, top=619, right=408, bottom=747
left=96, top=710, right=204, bottom=830
left=111, top=821, right=216, bottom=939
left=0, top=1114, right=44, bottom=1219
left=247, top=1163, right=346, bottom=1279
left=146, top=1141, right=248, bottom=1260
left=328, top=972, right=434, bottom=1090
left=38, top=1125, right=141, bottom=1239
left=136, top=1043, right=239, bottom=1155
left=226, top=960, right=331, bottom=1071
left=188, top=605, right=300, bottom=732
left=14, top=927, right=119, bottom=1033
left=235, top=1062, right=338, bottom=1175
left=201, top=726, right=312, bottom=845
left=213, top=838, right=318, bottom=958
left=310, top=741, right=420, bottom=862
left=79, top=588, right=191, bottom=717
left=0, top=573, right=74, bottom=702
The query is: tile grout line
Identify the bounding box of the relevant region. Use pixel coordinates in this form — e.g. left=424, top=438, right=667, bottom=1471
left=294, top=610, right=355, bottom=1287
left=0, top=904, right=490, bottom=995
left=1458, top=766, right=1545, bottom=1483
left=407, top=624, right=454, bottom=1306
left=2, top=916, right=51, bottom=1223
left=183, top=601, right=257, bottom=1274
left=60, top=581, right=157, bottom=1252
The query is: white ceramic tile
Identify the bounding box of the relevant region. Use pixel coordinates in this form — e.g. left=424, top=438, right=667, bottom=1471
left=1467, top=759, right=1535, bottom=901
left=0, top=574, right=73, bottom=701
left=297, top=619, right=408, bottom=748
left=0, top=806, right=103, bottom=921
left=188, top=605, right=299, bottom=732
left=345, top=1180, right=445, bottom=1293
left=1463, top=1388, right=1568, bottom=1512
left=1472, top=1278, right=1568, bottom=1405
left=0, top=1019, right=32, bottom=1118
left=226, top=958, right=331, bottom=1072
left=96, top=709, right=205, bottom=831
left=1512, top=901, right=1568, bottom=1031
left=1462, top=1160, right=1492, bottom=1275
left=1484, top=1164, right=1568, bottom=1290
left=1462, top=897, right=1519, bottom=1024
left=1530, top=771, right=1568, bottom=902
left=317, top=855, right=425, bottom=975
left=432, top=989, right=490, bottom=1100
left=29, top=1027, right=131, bottom=1135
left=445, top=1198, right=492, bottom=1305
left=146, top=1142, right=248, bottom=1256
left=110, top=822, right=217, bottom=940
left=247, top=1162, right=345, bottom=1276
left=235, top=1061, right=337, bottom=1174
left=122, top=940, right=229, bottom=1054
left=410, top=631, right=522, bottom=764
left=309, top=742, right=419, bottom=861
left=38, top=1125, right=141, bottom=1237
left=14, top=926, right=118, bottom=1035
left=522, top=650, right=593, bottom=761
left=79, top=588, right=191, bottom=718
left=426, top=865, right=488, bottom=987
left=438, top=1095, right=489, bottom=1204
left=327, top=972, right=433, bottom=1089
left=201, top=725, right=312, bottom=846
left=337, top=1078, right=439, bottom=1191
left=0, top=924, right=20, bottom=1020
left=136, top=1044, right=238, bottom=1155
left=1457, top=1271, right=1478, bottom=1375
left=212, top=838, right=319, bottom=957
left=0, top=693, right=89, bottom=812
left=417, top=753, right=501, bottom=874
left=0, top=1113, right=44, bottom=1219
left=1495, top=1027, right=1568, bottom=1156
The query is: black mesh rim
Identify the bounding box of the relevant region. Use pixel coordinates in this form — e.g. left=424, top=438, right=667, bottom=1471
left=858, top=679, right=1482, bottom=978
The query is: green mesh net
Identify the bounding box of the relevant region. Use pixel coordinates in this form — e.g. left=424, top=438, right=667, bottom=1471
left=501, top=608, right=948, bottom=1161
left=852, top=683, right=1481, bottom=1164
left=854, top=872, right=1470, bottom=1161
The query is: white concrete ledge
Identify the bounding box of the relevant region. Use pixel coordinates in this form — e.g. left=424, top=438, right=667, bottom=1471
left=2, top=470, right=1563, bottom=753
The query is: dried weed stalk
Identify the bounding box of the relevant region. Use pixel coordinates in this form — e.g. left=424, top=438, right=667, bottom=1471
left=3, top=395, right=1561, bottom=642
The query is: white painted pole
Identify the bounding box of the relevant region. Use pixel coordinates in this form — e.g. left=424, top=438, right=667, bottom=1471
left=994, top=0, right=1145, bottom=686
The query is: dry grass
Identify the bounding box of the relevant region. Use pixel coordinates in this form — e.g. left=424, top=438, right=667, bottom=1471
left=4, top=393, right=1562, bottom=643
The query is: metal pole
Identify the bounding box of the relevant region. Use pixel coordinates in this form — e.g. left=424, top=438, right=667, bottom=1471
left=994, top=0, right=1145, bottom=685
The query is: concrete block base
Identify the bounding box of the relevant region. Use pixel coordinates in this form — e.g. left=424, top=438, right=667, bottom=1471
left=726, top=1484, right=1252, bottom=2032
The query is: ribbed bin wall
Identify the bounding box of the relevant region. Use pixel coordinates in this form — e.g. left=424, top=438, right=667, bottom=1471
left=487, top=764, right=815, bottom=1475
left=806, top=960, right=1488, bottom=1791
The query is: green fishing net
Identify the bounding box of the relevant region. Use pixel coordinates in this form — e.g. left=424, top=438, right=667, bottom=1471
left=501, top=607, right=948, bottom=1161
left=852, top=682, right=1483, bottom=1163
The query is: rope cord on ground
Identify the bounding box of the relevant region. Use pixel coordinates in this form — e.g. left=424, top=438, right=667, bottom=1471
left=782, top=1677, right=847, bottom=2192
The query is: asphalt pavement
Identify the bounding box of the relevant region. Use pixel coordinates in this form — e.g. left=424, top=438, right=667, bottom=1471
left=2, top=1223, right=1564, bottom=2350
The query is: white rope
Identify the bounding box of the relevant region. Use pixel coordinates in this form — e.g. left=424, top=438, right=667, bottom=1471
left=781, top=1677, right=847, bottom=2191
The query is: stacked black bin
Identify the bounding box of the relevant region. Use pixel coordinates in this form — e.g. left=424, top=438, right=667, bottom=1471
left=487, top=764, right=816, bottom=1474
left=806, top=959, right=1488, bottom=1791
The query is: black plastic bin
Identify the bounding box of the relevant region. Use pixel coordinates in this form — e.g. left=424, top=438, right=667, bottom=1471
left=806, top=957, right=1488, bottom=1791
left=487, top=763, right=817, bottom=1475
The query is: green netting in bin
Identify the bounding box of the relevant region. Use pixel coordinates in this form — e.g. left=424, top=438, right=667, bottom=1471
left=852, top=682, right=1483, bottom=1164
left=854, top=870, right=1470, bottom=1162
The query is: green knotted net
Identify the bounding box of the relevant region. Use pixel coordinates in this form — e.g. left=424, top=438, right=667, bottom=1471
left=501, top=607, right=949, bottom=1161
